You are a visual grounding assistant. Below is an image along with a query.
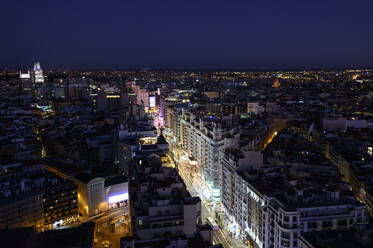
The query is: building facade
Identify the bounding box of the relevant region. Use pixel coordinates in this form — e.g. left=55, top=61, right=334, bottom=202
left=179, top=111, right=239, bottom=200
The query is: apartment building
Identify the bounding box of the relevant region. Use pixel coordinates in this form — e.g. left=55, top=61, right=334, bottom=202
left=180, top=111, right=239, bottom=199
left=221, top=132, right=369, bottom=248
left=129, top=155, right=201, bottom=241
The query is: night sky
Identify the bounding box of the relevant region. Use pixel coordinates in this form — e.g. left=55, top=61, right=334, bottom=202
left=2, top=0, right=373, bottom=69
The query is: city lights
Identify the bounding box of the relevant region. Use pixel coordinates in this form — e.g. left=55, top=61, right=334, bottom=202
left=2, top=46, right=373, bottom=248
left=108, top=193, right=128, bottom=204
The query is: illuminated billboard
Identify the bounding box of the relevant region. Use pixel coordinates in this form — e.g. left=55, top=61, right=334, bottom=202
left=108, top=192, right=128, bottom=204
left=149, top=96, right=156, bottom=108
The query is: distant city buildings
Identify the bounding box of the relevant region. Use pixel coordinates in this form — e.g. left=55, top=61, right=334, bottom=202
left=1, top=66, right=373, bottom=248
left=19, top=62, right=45, bottom=95
left=32, top=62, right=44, bottom=83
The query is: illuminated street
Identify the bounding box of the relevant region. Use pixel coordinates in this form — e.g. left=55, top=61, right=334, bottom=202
left=87, top=207, right=131, bottom=248
left=165, top=131, right=245, bottom=248
left=261, top=131, right=278, bottom=151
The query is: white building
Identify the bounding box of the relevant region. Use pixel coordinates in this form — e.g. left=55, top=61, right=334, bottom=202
left=74, top=175, right=128, bottom=216
left=19, top=62, right=44, bottom=94
left=180, top=111, right=239, bottom=200
left=32, top=62, right=44, bottom=83
left=221, top=166, right=369, bottom=248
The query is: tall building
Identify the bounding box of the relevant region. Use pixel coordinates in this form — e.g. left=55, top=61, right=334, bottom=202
left=19, top=70, right=32, bottom=93
left=19, top=62, right=44, bottom=94
left=222, top=167, right=368, bottom=248
left=221, top=132, right=369, bottom=248
left=96, top=88, right=129, bottom=112
left=129, top=155, right=201, bottom=242
left=136, top=88, right=149, bottom=109
left=42, top=178, right=79, bottom=228
left=179, top=111, right=240, bottom=201
left=31, top=62, right=44, bottom=83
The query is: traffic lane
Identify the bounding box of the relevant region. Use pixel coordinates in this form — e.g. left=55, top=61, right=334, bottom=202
left=94, top=208, right=131, bottom=248
left=178, top=159, right=231, bottom=247
left=182, top=178, right=228, bottom=248
left=95, top=208, right=129, bottom=226
left=96, top=223, right=130, bottom=248
left=201, top=203, right=231, bottom=248
left=171, top=147, right=234, bottom=248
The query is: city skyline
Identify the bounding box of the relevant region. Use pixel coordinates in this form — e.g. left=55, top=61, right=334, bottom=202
left=1, top=1, right=373, bottom=248
left=1, top=61, right=373, bottom=248
left=2, top=0, right=373, bottom=69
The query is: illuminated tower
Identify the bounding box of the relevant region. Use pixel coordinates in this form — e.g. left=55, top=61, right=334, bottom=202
left=19, top=70, right=31, bottom=93
left=31, top=62, right=44, bottom=83
left=273, top=78, right=279, bottom=88
left=19, top=62, right=45, bottom=95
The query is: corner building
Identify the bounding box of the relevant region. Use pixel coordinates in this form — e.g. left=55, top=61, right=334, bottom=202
left=222, top=166, right=368, bottom=248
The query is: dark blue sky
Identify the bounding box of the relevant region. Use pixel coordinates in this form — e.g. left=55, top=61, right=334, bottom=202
left=2, top=0, right=373, bottom=69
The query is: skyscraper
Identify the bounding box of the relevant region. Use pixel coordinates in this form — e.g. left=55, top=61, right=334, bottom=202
left=19, top=62, right=45, bottom=93
left=31, top=62, right=44, bottom=83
